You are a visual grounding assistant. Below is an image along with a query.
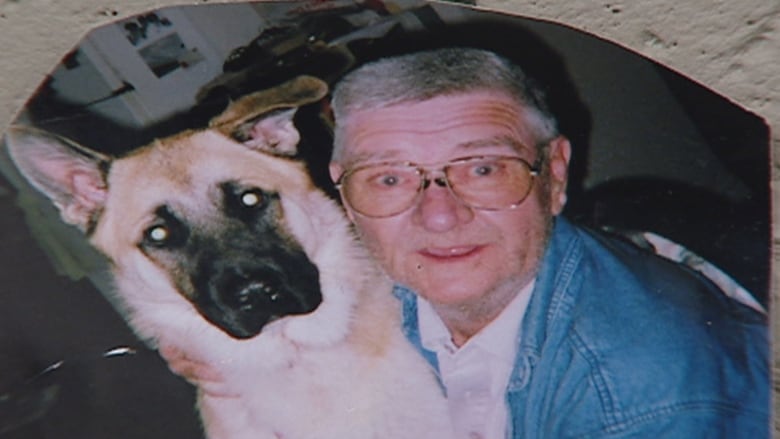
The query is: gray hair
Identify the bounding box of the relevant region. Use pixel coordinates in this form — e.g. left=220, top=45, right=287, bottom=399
left=330, top=47, right=559, bottom=161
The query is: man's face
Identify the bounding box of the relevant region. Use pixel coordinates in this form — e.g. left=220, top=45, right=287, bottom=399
left=330, top=91, right=571, bottom=312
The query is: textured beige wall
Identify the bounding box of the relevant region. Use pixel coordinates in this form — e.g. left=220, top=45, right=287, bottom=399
left=0, top=0, right=777, bottom=430
left=479, top=1, right=779, bottom=121
left=1, top=1, right=777, bottom=128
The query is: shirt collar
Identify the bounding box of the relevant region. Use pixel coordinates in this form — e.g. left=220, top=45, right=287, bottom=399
left=418, top=280, right=535, bottom=363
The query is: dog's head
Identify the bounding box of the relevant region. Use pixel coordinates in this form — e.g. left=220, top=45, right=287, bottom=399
left=5, top=76, right=346, bottom=340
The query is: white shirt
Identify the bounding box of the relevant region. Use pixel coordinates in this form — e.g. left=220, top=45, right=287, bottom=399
left=418, top=281, right=535, bottom=439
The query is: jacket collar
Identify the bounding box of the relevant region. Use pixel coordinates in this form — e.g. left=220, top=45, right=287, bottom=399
left=507, top=216, right=584, bottom=390
left=395, top=216, right=585, bottom=391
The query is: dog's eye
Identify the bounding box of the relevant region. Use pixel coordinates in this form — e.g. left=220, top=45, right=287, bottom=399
left=240, top=190, right=263, bottom=208
left=145, top=225, right=170, bottom=245
left=221, top=183, right=273, bottom=221
left=139, top=206, right=188, bottom=250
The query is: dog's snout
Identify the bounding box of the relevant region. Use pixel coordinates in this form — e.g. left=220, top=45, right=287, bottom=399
left=221, top=272, right=283, bottom=312
left=190, top=248, right=323, bottom=340
left=237, top=281, right=281, bottom=310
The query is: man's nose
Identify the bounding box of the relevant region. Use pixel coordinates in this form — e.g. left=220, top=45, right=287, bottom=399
left=413, top=177, right=474, bottom=232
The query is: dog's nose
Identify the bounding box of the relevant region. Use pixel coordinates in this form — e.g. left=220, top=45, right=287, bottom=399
left=226, top=276, right=282, bottom=313
left=190, top=255, right=322, bottom=339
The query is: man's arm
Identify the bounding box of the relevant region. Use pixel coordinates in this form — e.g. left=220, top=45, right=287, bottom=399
left=158, top=343, right=239, bottom=398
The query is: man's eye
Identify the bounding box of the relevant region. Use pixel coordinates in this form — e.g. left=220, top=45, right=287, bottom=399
left=468, top=160, right=506, bottom=178
left=473, top=165, right=496, bottom=176
left=362, top=169, right=408, bottom=188
left=351, top=165, right=416, bottom=190
left=379, top=174, right=400, bottom=186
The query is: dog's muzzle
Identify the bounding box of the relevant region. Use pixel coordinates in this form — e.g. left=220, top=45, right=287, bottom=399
left=192, top=247, right=322, bottom=339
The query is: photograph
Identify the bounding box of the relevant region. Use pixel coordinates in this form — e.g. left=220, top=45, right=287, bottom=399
left=0, top=1, right=771, bottom=438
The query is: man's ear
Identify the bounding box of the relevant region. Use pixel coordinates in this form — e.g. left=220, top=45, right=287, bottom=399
left=329, top=162, right=356, bottom=222
left=4, top=125, right=110, bottom=232
left=209, top=75, right=328, bottom=157
left=546, top=135, right=571, bottom=216
left=328, top=162, right=343, bottom=185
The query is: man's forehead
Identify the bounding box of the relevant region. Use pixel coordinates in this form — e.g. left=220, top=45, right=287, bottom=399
left=344, top=90, right=530, bottom=127
left=342, top=134, right=536, bottom=167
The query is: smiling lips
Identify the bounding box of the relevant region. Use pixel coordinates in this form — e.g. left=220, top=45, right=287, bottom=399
left=418, top=245, right=485, bottom=261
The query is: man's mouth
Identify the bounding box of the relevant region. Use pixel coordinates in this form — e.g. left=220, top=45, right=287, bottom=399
left=418, top=245, right=484, bottom=260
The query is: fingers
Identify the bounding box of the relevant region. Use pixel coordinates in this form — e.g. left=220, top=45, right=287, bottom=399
left=157, top=343, right=239, bottom=398
left=198, top=381, right=242, bottom=399
left=159, top=343, right=222, bottom=381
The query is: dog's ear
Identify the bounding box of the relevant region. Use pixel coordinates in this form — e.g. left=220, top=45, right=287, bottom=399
left=229, top=107, right=302, bottom=156
left=4, top=125, right=110, bottom=233
left=210, top=75, right=328, bottom=157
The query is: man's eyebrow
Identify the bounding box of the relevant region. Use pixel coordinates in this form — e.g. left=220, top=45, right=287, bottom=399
left=343, top=135, right=532, bottom=166
left=456, top=135, right=531, bottom=152
left=344, top=150, right=405, bottom=166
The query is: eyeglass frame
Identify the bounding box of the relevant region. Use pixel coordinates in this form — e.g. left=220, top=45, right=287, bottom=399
left=334, top=154, right=544, bottom=218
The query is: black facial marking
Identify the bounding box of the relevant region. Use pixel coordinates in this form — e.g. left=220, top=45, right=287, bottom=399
left=220, top=181, right=278, bottom=225
left=135, top=186, right=322, bottom=340
left=140, top=205, right=189, bottom=250
left=190, top=233, right=322, bottom=339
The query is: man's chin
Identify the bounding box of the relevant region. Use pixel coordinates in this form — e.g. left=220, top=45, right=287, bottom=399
left=409, top=278, right=488, bottom=307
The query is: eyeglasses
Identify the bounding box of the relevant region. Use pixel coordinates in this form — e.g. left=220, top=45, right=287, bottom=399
left=335, top=155, right=542, bottom=218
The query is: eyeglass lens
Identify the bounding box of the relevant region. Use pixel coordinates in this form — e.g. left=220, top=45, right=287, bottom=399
left=340, top=156, right=537, bottom=218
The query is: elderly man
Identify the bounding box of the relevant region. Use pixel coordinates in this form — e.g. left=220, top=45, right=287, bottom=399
left=326, top=47, right=768, bottom=438
left=166, top=47, right=768, bottom=438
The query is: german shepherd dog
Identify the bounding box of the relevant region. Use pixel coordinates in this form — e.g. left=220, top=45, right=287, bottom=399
left=5, top=76, right=450, bottom=439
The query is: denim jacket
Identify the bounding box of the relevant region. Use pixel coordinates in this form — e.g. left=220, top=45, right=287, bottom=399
left=396, top=217, right=769, bottom=438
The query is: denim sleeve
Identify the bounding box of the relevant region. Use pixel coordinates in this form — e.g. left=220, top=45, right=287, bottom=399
left=527, top=370, right=770, bottom=439
left=571, top=410, right=769, bottom=439
left=510, top=321, right=770, bottom=439
left=507, top=219, right=769, bottom=439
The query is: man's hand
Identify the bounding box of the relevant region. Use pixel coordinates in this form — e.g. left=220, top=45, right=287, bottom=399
left=158, top=343, right=239, bottom=398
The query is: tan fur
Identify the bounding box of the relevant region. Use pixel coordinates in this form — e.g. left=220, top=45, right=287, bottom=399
left=5, top=76, right=451, bottom=439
